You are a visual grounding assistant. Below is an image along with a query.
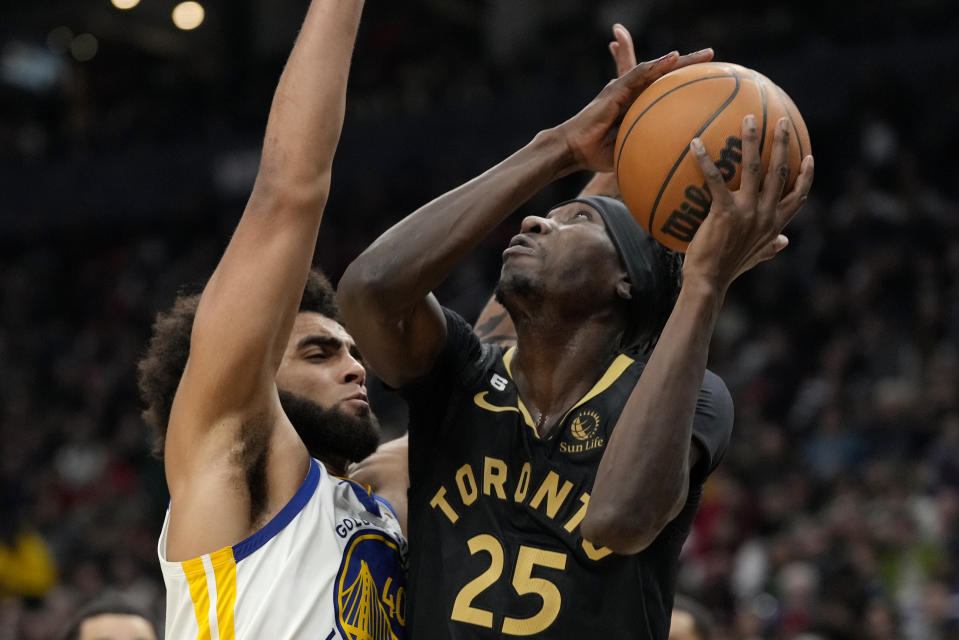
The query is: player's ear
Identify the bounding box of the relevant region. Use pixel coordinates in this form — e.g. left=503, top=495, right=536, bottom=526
left=615, top=274, right=632, bottom=301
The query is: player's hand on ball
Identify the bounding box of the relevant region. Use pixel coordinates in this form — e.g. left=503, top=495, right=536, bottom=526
left=683, top=115, right=814, bottom=291
left=557, top=47, right=714, bottom=173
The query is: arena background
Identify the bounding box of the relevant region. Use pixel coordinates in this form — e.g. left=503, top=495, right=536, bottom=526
left=2, top=1, right=958, bottom=638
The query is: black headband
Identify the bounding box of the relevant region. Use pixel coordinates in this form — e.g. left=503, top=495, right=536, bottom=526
left=552, top=196, right=670, bottom=351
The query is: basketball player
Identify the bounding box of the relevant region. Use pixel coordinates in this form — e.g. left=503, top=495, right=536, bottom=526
left=471, top=23, right=641, bottom=344
left=134, top=0, right=407, bottom=637
left=337, top=43, right=814, bottom=640
left=138, top=271, right=408, bottom=526
left=353, top=25, right=644, bottom=520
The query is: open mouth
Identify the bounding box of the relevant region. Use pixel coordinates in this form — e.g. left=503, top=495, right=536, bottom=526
left=503, top=234, right=537, bottom=259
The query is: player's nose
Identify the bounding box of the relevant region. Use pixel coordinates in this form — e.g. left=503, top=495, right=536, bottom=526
left=343, top=353, right=366, bottom=387
left=520, top=215, right=554, bottom=235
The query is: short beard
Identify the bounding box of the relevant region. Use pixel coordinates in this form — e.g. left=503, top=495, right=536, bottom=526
left=278, top=390, right=381, bottom=470
left=494, top=272, right=542, bottom=322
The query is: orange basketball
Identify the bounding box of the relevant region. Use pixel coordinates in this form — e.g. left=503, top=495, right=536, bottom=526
left=614, top=61, right=810, bottom=253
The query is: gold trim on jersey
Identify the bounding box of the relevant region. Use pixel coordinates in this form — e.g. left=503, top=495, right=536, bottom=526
left=182, top=557, right=211, bottom=640
left=181, top=547, right=238, bottom=640
left=211, top=548, right=237, bottom=640
left=492, top=347, right=635, bottom=438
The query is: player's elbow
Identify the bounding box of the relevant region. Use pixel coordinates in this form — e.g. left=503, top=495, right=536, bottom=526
left=581, top=509, right=665, bottom=555
left=338, top=257, right=397, bottom=318
left=247, top=165, right=332, bottom=218
left=581, top=483, right=688, bottom=555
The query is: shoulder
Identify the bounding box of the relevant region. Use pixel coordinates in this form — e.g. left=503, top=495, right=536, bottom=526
left=409, top=307, right=502, bottom=389
left=690, top=369, right=734, bottom=479
left=698, top=369, right=734, bottom=422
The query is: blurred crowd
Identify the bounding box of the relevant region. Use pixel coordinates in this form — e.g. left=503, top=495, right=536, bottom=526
left=2, top=1, right=959, bottom=638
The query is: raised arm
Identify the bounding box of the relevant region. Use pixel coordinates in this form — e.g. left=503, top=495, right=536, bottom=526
left=581, top=115, right=814, bottom=554
left=163, top=0, right=365, bottom=559
left=338, top=48, right=714, bottom=388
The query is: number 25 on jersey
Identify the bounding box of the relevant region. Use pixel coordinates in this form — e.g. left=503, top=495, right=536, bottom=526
left=451, top=534, right=566, bottom=636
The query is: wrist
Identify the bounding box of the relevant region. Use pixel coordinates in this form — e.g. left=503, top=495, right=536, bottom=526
left=677, top=275, right=727, bottom=310
left=532, top=127, right=581, bottom=180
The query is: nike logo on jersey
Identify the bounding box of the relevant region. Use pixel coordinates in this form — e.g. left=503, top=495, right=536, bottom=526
left=473, top=392, right=519, bottom=414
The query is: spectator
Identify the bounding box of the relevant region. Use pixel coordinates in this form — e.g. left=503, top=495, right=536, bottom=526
left=58, top=596, right=158, bottom=640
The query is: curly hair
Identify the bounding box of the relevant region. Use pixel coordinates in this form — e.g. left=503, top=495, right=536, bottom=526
left=137, top=269, right=339, bottom=457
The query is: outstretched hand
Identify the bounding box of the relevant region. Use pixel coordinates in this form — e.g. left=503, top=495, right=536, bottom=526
left=683, top=115, right=815, bottom=292
left=558, top=45, right=714, bottom=174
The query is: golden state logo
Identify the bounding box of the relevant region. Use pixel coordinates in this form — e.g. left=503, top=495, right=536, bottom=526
left=335, top=531, right=407, bottom=640
left=560, top=410, right=605, bottom=455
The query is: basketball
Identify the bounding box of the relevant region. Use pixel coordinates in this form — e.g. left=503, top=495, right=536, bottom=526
left=614, top=61, right=811, bottom=253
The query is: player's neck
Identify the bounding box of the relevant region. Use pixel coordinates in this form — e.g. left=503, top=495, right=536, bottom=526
left=320, top=456, right=349, bottom=478
left=511, top=320, right=620, bottom=437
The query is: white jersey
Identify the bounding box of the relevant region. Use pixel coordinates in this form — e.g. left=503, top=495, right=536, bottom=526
left=158, top=459, right=408, bottom=640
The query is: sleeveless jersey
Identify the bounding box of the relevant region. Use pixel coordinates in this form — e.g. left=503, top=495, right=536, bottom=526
left=158, top=459, right=408, bottom=640
left=400, top=309, right=733, bottom=639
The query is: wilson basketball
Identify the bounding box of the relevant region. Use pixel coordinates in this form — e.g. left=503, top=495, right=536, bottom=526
left=614, top=61, right=810, bottom=253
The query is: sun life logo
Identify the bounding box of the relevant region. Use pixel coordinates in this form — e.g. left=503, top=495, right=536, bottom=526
left=561, top=410, right=604, bottom=455
left=569, top=410, right=600, bottom=441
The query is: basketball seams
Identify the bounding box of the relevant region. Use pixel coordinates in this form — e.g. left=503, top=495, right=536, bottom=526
left=615, top=74, right=738, bottom=188
left=646, top=74, right=742, bottom=233
left=614, top=63, right=808, bottom=252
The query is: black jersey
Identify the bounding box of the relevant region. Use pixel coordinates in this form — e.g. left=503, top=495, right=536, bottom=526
left=401, top=309, right=733, bottom=639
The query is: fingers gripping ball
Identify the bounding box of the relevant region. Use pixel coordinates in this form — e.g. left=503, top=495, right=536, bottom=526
left=614, top=61, right=810, bottom=253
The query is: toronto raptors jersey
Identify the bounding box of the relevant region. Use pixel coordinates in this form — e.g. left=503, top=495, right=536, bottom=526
left=401, top=309, right=733, bottom=639
left=158, top=458, right=408, bottom=640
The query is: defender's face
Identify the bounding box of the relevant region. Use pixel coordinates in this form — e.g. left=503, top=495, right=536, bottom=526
left=499, top=201, right=626, bottom=303
left=275, top=313, right=369, bottom=418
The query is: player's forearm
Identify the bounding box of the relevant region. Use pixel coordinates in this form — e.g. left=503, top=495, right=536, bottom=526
left=253, top=0, right=364, bottom=199
left=339, top=128, right=575, bottom=316
left=582, top=280, right=724, bottom=553
left=185, top=0, right=364, bottom=410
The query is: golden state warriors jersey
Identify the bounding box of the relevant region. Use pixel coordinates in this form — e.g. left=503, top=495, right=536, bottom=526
left=400, top=309, right=733, bottom=639
left=158, top=459, right=408, bottom=640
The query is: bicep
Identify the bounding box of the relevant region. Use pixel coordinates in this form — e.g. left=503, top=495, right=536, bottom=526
left=345, top=292, right=448, bottom=389
left=186, top=195, right=326, bottom=416
left=164, top=356, right=278, bottom=476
